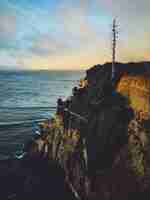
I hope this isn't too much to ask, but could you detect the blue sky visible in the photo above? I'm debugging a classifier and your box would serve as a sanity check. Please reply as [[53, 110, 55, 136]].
[[0, 0, 149, 70]]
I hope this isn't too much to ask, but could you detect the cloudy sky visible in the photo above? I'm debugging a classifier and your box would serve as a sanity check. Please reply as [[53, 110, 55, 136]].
[[0, 0, 149, 70]]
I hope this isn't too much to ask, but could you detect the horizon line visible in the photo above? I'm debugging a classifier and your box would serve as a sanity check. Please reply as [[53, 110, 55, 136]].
[[0, 60, 150, 71]]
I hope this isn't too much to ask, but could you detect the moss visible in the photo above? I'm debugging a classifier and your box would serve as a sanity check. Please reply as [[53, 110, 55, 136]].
[[128, 118, 150, 180], [128, 141, 145, 177]]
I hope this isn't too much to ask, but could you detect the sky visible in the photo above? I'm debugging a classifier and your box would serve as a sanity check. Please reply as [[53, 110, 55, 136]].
[[0, 0, 149, 70]]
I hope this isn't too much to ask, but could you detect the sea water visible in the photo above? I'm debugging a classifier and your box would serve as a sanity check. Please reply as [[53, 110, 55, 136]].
[[0, 70, 84, 159]]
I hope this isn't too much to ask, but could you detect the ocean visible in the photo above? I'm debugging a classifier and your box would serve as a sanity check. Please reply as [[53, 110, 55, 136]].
[[0, 70, 85, 160]]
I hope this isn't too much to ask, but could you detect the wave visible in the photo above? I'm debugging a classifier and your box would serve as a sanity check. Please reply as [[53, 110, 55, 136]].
[[0, 118, 51, 127], [0, 106, 57, 110], [0, 106, 56, 128]]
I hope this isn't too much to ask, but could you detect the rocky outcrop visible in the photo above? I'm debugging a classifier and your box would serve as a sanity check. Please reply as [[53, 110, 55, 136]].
[[117, 74, 150, 119], [0, 156, 77, 200], [61, 62, 150, 199]]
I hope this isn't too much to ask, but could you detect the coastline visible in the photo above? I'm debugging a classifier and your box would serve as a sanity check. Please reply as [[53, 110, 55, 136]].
[[1, 61, 150, 200]]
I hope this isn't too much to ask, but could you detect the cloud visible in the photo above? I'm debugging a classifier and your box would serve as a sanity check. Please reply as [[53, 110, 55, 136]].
[[0, 14, 18, 50], [30, 35, 71, 57], [0, 50, 19, 69], [0, 0, 150, 70], [0, 15, 16, 36], [0, 0, 113, 69]]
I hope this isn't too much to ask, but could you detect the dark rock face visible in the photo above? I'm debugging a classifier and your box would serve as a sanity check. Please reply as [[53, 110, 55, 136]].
[[86, 94, 133, 174], [81, 63, 150, 199], [0, 157, 76, 200], [69, 63, 134, 174], [64, 62, 150, 199]]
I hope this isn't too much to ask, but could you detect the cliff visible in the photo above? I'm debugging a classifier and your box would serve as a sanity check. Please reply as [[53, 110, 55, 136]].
[[1, 61, 150, 200], [117, 74, 150, 119]]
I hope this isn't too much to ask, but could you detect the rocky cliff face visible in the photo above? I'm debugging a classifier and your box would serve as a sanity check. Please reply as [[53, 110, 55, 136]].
[[117, 75, 150, 119], [60, 62, 150, 200]]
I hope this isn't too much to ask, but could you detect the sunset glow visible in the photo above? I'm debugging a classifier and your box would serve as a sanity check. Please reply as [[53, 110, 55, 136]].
[[0, 0, 149, 70]]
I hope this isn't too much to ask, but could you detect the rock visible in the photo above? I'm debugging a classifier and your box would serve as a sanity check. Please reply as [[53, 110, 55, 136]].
[[117, 74, 150, 119], [0, 157, 76, 200]]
